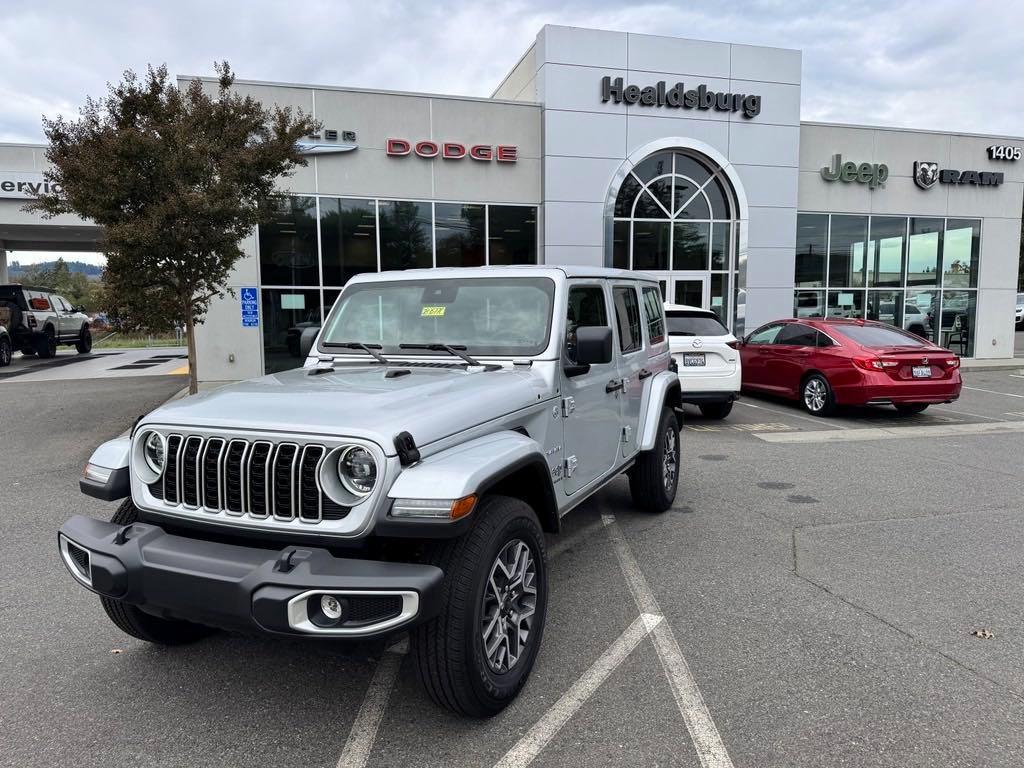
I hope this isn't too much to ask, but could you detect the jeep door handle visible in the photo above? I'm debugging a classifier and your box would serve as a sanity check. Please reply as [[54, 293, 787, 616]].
[[606, 379, 624, 394], [638, 368, 653, 380]]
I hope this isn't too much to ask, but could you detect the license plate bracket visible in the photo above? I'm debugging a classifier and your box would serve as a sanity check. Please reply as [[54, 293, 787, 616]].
[[682, 353, 706, 367]]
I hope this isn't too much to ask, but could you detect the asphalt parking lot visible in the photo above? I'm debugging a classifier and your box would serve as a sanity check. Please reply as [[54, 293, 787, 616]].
[[0, 346, 188, 383], [4, 367, 1024, 767]]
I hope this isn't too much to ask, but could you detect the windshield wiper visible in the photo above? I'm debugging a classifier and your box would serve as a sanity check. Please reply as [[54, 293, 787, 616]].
[[322, 341, 390, 364], [399, 343, 480, 367]]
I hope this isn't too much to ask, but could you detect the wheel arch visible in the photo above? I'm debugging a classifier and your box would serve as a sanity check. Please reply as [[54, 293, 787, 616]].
[[639, 371, 681, 451]]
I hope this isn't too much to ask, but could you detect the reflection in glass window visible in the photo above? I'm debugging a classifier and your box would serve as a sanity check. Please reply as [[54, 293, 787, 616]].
[[435, 203, 485, 268], [795, 214, 827, 288], [943, 220, 980, 289], [641, 286, 665, 344], [711, 223, 731, 270], [828, 215, 868, 288], [379, 201, 432, 271], [867, 216, 906, 288], [612, 221, 629, 269], [907, 218, 942, 286], [905, 289, 940, 345], [261, 288, 321, 373], [488, 206, 537, 265], [941, 290, 976, 356], [794, 290, 825, 318], [866, 290, 904, 330], [672, 222, 709, 270], [613, 286, 643, 353], [632, 222, 671, 270], [827, 289, 864, 319], [710, 273, 728, 325], [259, 196, 319, 286], [320, 198, 377, 286]]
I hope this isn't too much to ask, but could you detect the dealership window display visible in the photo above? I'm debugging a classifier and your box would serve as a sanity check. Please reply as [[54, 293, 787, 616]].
[[793, 213, 980, 356]]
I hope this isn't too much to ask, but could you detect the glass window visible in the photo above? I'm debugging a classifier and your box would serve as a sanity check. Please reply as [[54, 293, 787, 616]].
[[673, 279, 703, 307], [632, 221, 671, 270], [906, 289, 940, 345], [614, 175, 642, 218], [834, 324, 928, 348], [613, 286, 643, 354], [941, 290, 976, 356], [645, 176, 674, 214], [827, 289, 864, 319], [867, 216, 906, 288], [612, 221, 629, 269], [795, 214, 828, 288], [794, 290, 825, 319], [746, 323, 782, 345], [641, 286, 665, 344], [632, 152, 672, 184], [320, 277, 554, 357], [710, 273, 728, 325], [711, 223, 730, 270], [673, 222, 709, 270], [259, 196, 319, 286], [675, 186, 710, 219], [866, 290, 904, 330], [907, 218, 943, 287], [704, 175, 731, 219], [379, 201, 432, 271], [319, 198, 377, 286], [261, 288, 321, 373], [828, 215, 868, 288], [435, 203, 485, 268], [488, 206, 537, 265], [565, 284, 608, 365], [666, 310, 728, 337], [776, 323, 819, 346], [943, 220, 980, 289]]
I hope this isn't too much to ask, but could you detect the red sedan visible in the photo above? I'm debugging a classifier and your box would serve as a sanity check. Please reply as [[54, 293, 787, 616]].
[[738, 318, 962, 416]]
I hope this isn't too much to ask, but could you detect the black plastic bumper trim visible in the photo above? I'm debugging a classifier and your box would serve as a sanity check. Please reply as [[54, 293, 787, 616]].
[[79, 466, 130, 501], [57, 515, 444, 637], [680, 391, 740, 405]]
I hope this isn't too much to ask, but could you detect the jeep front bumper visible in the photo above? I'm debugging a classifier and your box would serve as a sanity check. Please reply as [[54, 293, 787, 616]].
[[58, 515, 444, 637]]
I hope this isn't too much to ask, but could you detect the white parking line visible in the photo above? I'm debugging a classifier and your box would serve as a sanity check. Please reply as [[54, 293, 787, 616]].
[[754, 420, 1024, 444], [492, 613, 663, 768], [336, 638, 408, 768], [963, 385, 1024, 399], [602, 514, 734, 768]]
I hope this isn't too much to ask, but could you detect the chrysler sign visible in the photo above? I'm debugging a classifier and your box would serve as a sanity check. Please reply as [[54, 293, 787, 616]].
[[0, 172, 61, 199]]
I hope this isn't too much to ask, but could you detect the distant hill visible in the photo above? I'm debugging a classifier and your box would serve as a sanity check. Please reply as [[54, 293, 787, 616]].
[[8, 260, 103, 281]]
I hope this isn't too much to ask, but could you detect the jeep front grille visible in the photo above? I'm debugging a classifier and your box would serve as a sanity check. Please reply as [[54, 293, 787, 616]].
[[148, 435, 349, 523]]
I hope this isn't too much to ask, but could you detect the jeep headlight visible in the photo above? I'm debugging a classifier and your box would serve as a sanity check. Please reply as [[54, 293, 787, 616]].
[[143, 431, 166, 475], [338, 446, 377, 496]]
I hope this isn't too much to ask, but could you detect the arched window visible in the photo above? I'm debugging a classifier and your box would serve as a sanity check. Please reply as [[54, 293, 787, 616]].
[[609, 150, 739, 323]]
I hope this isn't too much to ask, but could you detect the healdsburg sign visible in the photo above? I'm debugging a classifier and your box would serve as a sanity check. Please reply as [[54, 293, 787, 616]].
[[600, 76, 762, 118]]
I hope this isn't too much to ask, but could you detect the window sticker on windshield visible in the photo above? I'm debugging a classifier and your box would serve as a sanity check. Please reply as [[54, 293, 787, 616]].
[[421, 306, 446, 317]]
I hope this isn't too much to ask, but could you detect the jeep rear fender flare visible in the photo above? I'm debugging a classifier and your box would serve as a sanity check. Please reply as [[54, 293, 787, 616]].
[[638, 371, 682, 451], [387, 430, 559, 532]]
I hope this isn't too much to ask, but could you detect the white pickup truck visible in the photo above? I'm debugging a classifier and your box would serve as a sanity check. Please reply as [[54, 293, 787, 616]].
[[0, 284, 91, 358]]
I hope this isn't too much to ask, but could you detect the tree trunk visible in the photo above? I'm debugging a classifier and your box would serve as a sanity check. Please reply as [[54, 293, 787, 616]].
[[185, 311, 198, 395]]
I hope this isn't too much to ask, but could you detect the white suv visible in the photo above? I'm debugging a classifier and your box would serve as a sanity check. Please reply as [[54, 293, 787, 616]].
[[665, 303, 741, 419]]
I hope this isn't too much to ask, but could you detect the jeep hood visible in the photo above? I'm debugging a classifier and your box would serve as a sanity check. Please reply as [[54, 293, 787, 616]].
[[142, 364, 549, 453]]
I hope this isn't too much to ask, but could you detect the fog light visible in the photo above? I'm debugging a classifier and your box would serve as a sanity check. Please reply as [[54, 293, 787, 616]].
[[321, 595, 344, 620]]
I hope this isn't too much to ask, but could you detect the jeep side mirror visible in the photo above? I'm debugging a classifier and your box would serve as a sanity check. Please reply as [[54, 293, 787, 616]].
[[299, 327, 319, 359], [574, 326, 613, 366]]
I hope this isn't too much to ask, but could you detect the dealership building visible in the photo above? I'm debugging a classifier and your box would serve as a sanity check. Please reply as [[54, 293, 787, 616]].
[[1, 24, 1021, 384]]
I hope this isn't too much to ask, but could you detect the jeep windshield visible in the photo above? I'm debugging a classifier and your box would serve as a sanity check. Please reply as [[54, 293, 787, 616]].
[[319, 277, 556, 358]]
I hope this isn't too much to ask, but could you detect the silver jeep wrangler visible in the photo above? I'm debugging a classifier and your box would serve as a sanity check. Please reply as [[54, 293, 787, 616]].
[[59, 266, 682, 717]]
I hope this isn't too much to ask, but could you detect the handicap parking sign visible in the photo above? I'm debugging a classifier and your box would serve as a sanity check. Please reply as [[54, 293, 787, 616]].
[[240, 287, 259, 327]]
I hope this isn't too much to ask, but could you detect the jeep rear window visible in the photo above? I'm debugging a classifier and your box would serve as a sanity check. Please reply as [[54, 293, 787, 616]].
[[665, 311, 728, 337], [320, 277, 556, 357]]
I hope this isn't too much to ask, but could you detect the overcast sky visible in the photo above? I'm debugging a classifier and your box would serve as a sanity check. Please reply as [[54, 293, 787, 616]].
[[4, 0, 1023, 264]]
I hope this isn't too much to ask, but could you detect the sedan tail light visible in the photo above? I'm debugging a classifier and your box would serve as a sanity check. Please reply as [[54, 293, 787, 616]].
[[944, 358, 960, 368], [852, 357, 898, 371]]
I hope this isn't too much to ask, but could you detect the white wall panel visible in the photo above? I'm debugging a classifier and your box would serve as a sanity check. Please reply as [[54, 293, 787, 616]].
[[730, 44, 801, 85], [626, 33, 730, 78]]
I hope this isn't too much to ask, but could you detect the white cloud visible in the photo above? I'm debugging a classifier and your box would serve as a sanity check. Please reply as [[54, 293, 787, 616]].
[[1, 0, 1022, 142]]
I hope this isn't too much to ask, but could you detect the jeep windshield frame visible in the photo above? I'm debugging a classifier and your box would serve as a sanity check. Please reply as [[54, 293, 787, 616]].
[[318, 277, 557, 359]]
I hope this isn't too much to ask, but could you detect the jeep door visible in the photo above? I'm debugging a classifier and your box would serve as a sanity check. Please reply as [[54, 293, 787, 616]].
[[609, 283, 648, 458], [560, 282, 623, 495]]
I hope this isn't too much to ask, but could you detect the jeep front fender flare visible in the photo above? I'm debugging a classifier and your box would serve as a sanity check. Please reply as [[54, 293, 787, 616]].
[[80, 436, 132, 501], [638, 371, 682, 451]]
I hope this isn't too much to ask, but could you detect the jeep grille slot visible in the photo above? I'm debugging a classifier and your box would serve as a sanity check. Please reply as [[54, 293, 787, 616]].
[[147, 434, 352, 526]]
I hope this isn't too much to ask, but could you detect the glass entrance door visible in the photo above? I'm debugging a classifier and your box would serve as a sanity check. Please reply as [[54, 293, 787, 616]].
[[670, 274, 710, 308]]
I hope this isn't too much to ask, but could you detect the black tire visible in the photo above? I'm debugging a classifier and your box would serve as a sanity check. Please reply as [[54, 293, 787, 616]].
[[21, 348, 36, 357], [35, 327, 57, 359], [895, 403, 929, 415], [75, 326, 92, 354], [99, 500, 214, 646], [0, 334, 10, 367], [411, 495, 547, 717], [801, 373, 836, 416], [698, 401, 733, 420], [628, 407, 680, 512]]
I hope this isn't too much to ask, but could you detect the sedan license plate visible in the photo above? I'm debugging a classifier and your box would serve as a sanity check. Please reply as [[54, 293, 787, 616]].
[[682, 353, 706, 367], [912, 365, 932, 378]]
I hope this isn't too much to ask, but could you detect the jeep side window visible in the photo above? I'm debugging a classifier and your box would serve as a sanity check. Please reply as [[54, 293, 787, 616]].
[[612, 286, 642, 354], [565, 285, 608, 365], [640, 286, 665, 345]]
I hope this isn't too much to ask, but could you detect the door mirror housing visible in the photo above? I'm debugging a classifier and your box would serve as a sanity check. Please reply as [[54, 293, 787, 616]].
[[299, 327, 320, 359], [575, 326, 613, 366]]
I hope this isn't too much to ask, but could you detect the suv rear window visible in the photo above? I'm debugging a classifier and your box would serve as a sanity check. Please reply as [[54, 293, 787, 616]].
[[666, 310, 728, 337], [836, 324, 927, 347]]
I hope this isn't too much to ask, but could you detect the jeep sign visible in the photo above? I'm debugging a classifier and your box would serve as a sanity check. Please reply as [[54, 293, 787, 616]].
[[820, 154, 889, 189]]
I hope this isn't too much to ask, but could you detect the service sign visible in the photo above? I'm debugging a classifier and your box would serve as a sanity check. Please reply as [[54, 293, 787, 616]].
[[0, 172, 62, 199]]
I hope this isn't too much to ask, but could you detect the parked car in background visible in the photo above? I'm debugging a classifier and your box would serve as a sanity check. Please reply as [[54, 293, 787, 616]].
[[1016, 293, 1024, 328], [0, 323, 11, 367], [664, 303, 740, 419], [0, 284, 91, 358], [739, 318, 961, 416]]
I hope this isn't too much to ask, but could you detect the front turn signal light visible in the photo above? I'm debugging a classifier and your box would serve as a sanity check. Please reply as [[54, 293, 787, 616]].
[[390, 494, 477, 520]]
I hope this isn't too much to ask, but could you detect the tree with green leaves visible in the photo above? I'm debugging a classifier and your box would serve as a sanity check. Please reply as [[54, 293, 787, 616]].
[[27, 62, 319, 393]]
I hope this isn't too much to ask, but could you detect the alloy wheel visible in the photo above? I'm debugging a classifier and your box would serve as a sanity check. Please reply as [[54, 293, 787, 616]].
[[662, 425, 678, 493], [804, 378, 827, 412], [481, 539, 537, 674]]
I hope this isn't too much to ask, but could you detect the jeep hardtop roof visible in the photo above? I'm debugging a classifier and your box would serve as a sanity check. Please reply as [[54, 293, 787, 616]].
[[346, 265, 659, 284]]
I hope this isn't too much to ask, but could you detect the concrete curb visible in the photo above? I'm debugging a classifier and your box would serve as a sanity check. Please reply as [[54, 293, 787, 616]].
[[960, 361, 1024, 373]]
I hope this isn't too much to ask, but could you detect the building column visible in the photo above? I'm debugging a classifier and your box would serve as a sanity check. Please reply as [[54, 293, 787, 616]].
[[0, 242, 8, 284]]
